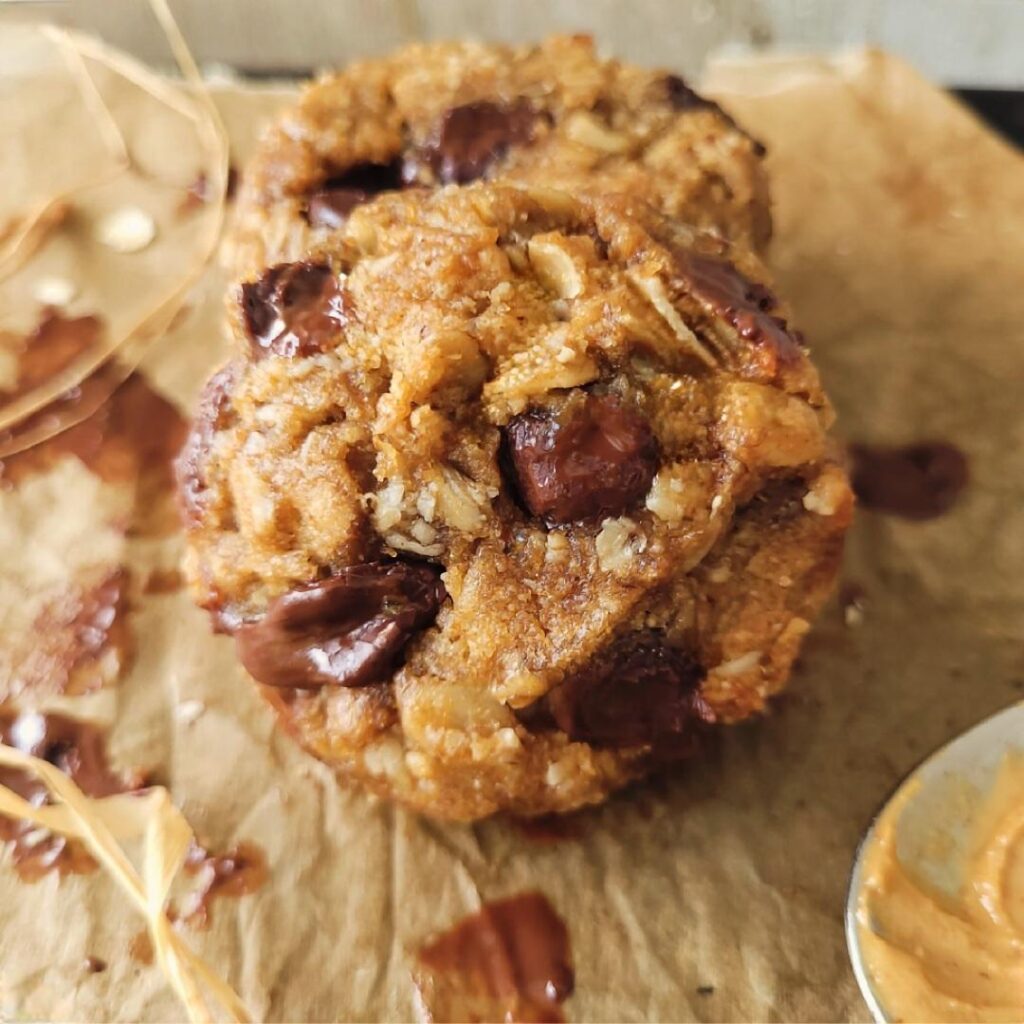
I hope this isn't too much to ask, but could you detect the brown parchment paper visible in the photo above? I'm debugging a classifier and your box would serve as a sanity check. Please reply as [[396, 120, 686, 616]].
[[1, 29, 1023, 1022]]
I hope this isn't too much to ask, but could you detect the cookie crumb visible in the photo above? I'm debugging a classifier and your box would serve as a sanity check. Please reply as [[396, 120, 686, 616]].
[[96, 206, 157, 253], [175, 699, 206, 726], [33, 276, 76, 307]]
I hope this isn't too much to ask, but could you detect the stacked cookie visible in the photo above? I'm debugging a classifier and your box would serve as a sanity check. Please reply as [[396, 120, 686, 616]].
[[178, 36, 852, 820]]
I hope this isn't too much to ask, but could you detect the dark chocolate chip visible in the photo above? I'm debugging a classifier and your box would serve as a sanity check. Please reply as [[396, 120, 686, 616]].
[[175, 362, 238, 529], [234, 561, 446, 689], [662, 74, 767, 156], [239, 261, 348, 359], [849, 441, 969, 520], [504, 394, 658, 525], [403, 99, 538, 186], [306, 160, 404, 228], [307, 189, 369, 229], [520, 634, 713, 752], [670, 246, 802, 374], [663, 74, 716, 112]]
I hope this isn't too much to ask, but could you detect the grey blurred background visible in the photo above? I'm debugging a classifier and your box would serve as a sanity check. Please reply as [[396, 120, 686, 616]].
[[3, 0, 1024, 86]]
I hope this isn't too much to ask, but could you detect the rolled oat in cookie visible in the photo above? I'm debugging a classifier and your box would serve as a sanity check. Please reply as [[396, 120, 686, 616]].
[[179, 184, 851, 820], [228, 35, 770, 275]]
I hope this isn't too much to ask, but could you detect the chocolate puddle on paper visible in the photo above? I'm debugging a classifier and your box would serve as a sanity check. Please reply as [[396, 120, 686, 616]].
[[182, 839, 269, 929], [0, 709, 269, 927], [129, 929, 155, 966], [0, 313, 190, 702], [0, 371, 188, 519], [0, 308, 188, 502], [13, 567, 132, 700], [849, 440, 969, 519], [179, 164, 239, 216], [413, 892, 574, 1023], [0, 310, 104, 404], [0, 710, 144, 881]]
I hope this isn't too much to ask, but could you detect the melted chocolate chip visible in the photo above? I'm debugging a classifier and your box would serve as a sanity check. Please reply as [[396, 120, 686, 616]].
[[239, 262, 348, 359], [521, 635, 713, 753], [307, 160, 404, 228], [849, 441, 969, 520], [307, 189, 369, 229], [175, 363, 237, 529], [234, 561, 446, 689], [404, 100, 538, 186], [662, 75, 767, 156], [671, 247, 802, 374], [504, 394, 658, 525], [414, 892, 574, 1023]]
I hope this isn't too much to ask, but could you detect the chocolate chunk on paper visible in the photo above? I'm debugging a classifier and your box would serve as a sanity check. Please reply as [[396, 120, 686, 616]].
[[2, 35, 1024, 1024]]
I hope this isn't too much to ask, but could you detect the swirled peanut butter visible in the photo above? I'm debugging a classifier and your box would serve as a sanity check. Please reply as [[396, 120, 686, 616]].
[[857, 754, 1024, 1022]]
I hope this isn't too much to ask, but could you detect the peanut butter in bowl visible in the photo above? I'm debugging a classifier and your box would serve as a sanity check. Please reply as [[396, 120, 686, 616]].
[[851, 708, 1024, 1023]]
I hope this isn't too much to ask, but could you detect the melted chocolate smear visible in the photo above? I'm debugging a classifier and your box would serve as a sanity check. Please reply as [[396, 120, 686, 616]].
[[0, 371, 188, 512], [14, 568, 131, 702], [179, 166, 239, 215], [182, 839, 268, 929], [129, 929, 154, 966], [0, 358, 120, 467], [0, 370, 185, 703], [0, 711, 143, 881], [504, 393, 659, 525], [662, 74, 767, 157], [239, 261, 348, 359], [404, 99, 538, 186], [235, 561, 446, 689], [0, 311, 104, 405], [849, 441, 968, 520], [414, 892, 574, 1024], [521, 634, 714, 754], [307, 159, 404, 228]]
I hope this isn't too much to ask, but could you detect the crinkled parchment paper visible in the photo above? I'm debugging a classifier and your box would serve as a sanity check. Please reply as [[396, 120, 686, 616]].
[[1, 24, 1023, 1021]]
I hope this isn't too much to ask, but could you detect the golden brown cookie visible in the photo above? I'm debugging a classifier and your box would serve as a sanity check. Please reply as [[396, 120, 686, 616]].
[[178, 184, 850, 820], [229, 35, 770, 276]]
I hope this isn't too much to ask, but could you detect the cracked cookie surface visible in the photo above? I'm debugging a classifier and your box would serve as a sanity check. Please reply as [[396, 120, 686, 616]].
[[180, 184, 850, 820], [229, 35, 770, 277]]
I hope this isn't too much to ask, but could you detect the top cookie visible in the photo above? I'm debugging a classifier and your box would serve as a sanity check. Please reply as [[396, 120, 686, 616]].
[[229, 35, 770, 274], [179, 183, 850, 819]]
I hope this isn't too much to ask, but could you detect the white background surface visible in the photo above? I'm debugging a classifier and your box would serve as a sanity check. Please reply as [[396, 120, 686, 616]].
[[3, 0, 1024, 86]]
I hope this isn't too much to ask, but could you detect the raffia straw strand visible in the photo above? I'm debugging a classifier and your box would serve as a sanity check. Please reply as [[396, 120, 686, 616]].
[[0, 742, 251, 1023]]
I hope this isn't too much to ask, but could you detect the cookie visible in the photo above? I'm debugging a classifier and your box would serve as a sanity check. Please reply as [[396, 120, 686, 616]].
[[228, 35, 770, 276], [178, 184, 851, 820]]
